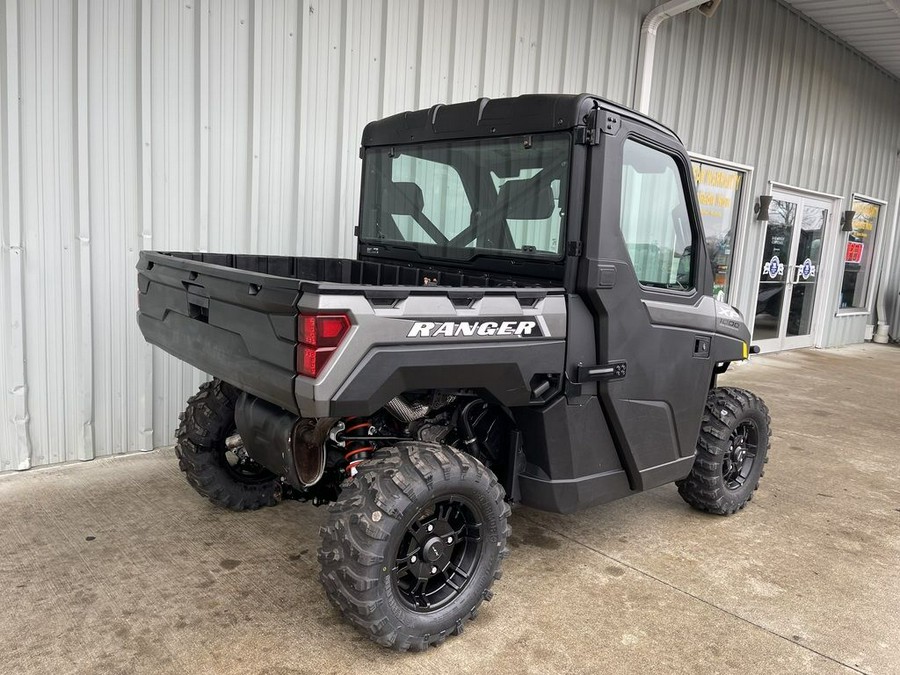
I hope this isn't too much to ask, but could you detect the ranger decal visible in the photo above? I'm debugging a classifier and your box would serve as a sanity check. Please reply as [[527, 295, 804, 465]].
[[407, 320, 543, 338]]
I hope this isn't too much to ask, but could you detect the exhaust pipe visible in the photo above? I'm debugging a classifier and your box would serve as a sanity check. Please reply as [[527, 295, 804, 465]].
[[234, 393, 327, 488], [384, 395, 430, 423]]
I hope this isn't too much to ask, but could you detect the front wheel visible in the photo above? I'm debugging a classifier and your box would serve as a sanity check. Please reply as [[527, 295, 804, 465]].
[[318, 442, 510, 651], [678, 387, 771, 515]]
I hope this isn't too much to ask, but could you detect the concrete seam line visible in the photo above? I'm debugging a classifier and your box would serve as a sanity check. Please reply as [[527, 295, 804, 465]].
[[0, 447, 165, 481], [519, 514, 869, 675]]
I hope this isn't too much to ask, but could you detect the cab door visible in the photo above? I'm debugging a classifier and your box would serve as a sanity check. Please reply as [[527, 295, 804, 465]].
[[579, 114, 719, 491]]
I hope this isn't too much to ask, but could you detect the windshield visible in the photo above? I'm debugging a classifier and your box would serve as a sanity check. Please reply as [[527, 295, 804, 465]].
[[359, 133, 571, 262]]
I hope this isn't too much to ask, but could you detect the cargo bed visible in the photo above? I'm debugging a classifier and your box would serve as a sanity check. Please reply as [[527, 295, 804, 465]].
[[137, 251, 561, 414]]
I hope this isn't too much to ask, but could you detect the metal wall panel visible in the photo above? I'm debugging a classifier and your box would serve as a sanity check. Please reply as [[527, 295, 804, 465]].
[[889, 214, 900, 337], [1, 0, 899, 470], [86, 0, 145, 458], [650, 0, 900, 348], [17, 0, 83, 467], [0, 0, 657, 467], [144, 0, 653, 449], [0, 0, 30, 471]]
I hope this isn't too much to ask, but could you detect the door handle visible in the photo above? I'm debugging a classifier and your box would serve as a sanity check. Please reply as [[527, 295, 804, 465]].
[[576, 361, 627, 383]]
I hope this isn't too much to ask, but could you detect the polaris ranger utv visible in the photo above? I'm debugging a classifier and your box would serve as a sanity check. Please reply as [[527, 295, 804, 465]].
[[137, 94, 770, 651]]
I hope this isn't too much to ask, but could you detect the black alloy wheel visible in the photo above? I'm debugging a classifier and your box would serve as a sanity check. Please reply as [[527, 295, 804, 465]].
[[393, 496, 483, 612], [722, 420, 759, 490], [678, 387, 771, 515], [319, 442, 510, 651]]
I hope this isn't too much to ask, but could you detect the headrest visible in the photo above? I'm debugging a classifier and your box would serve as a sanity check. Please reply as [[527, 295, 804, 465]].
[[382, 181, 424, 215], [498, 180, 554, 220]]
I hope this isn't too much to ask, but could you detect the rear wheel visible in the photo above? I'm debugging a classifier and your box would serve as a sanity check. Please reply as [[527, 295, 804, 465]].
[[175, 379, 280, 511], [318, 441, 510, 651], [678, 387, 771, 515]]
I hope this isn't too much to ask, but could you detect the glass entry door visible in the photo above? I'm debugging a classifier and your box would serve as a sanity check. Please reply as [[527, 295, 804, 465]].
[[753, 191, 831, 351]]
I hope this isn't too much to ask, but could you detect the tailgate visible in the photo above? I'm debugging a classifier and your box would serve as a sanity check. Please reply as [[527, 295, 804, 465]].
[[137, 251, 301, 413]]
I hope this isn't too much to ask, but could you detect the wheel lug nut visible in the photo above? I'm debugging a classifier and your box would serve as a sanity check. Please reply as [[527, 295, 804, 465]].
[[410, 555, 417, 563], [431, 566, 438, 574]]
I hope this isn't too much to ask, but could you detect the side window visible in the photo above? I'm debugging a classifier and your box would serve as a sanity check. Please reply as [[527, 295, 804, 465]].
[[839, 197, 882, 310], [620, 140, 695, 290]]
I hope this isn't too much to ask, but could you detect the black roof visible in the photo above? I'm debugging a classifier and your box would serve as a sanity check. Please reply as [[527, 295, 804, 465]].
[[361, 93, 680, 147]]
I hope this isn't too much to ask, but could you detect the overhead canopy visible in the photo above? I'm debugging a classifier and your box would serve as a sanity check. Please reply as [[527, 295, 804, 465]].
[[784, 0, 900, 81]]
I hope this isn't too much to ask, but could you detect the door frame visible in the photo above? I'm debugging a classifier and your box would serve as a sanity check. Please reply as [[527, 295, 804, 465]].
[[749, 182, 844, 352]]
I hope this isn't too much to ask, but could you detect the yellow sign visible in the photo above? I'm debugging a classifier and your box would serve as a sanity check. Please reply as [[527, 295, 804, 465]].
[[851, 199, 879, 240], [693, 165, 742, 219]]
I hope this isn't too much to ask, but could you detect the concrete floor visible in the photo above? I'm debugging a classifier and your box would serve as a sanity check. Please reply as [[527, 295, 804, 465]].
[[1, 343, 899, 674]]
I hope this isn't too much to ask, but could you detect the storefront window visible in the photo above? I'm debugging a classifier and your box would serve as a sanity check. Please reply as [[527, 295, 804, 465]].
[[838, 197, 881, 310], [691, 160, 745, 302]]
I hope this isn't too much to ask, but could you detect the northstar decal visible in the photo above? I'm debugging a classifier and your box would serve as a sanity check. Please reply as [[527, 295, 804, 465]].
[[407, 320, 542, 338]]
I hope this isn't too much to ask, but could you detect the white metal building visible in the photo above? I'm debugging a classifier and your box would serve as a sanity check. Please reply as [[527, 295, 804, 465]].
[[2, 0, 900, 472]]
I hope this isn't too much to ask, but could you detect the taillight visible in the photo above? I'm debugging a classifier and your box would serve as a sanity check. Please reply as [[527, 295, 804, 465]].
[[297, 313, 351, 378]]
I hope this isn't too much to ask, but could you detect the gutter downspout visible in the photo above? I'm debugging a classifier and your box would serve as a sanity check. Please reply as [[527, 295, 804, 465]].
[[633, 0, 712, 114], [873, 152, 900, 343]]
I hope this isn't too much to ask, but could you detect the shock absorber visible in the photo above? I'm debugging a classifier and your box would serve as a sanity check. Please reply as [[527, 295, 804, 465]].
[[341, 417, 375, 475]]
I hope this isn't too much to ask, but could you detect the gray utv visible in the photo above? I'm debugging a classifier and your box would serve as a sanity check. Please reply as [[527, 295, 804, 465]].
[[137, 94, 771, 651]]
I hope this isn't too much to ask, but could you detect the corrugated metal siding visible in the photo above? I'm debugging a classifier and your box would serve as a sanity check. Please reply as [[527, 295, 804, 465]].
[[87, 0, 144, 460], [0, 0, 29, 471], [650, 0, 900, 347], [0, 0, 658, 469], [18, 0, 82, 467], [2, 0, 900, 470], [886, 222, 900, 337]]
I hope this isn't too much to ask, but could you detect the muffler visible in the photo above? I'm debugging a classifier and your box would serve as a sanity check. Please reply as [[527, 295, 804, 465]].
[[234, 392, 327, 488]]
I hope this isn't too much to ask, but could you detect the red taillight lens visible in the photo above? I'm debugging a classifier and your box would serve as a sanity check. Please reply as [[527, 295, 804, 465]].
[[316, 315, 351, 345], [297, 313, 351, 378], [298, 345, 337, 379]]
